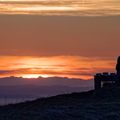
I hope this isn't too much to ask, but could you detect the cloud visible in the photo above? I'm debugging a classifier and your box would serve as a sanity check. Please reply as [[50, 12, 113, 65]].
[[0, 55, 116, 79], [0, 69, 29, 75], [0, 0, 120, 16]]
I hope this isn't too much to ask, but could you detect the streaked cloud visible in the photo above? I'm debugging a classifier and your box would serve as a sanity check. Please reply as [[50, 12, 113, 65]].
[[0, 0, 120, 16], [0, 56, 115, 79]]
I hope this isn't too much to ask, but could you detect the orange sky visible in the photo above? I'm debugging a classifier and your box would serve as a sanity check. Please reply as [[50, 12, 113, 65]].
[[0, 56, 116, 79], [0, 2, 120, 79], [0, 15, 120, 57], [0, 15, 119, 79]]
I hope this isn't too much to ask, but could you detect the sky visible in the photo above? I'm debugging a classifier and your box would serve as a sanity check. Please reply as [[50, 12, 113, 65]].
[[0, 0, 120, 79]]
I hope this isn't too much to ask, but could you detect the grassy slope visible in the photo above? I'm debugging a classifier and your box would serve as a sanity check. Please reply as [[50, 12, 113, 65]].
[[0, 88, 120, 120]]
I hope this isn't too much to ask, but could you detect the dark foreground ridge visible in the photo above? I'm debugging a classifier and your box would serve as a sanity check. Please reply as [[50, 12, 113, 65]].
[[1, 87, 120, 120]]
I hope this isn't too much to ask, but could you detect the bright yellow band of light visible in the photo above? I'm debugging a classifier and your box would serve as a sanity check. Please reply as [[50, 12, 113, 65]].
[[0, 0, 120, 16]]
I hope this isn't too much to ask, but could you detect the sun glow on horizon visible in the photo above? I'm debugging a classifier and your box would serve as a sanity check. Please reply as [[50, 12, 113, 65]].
[[22, 74, 50, 78], [0, 56, 116, 80]]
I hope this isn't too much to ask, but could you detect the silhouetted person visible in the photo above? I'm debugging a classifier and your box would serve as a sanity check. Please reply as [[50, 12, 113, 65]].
[[116, 56, 120, 85]]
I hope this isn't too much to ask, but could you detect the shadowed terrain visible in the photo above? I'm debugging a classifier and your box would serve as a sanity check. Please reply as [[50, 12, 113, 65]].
[[0, 87, 120, 120]]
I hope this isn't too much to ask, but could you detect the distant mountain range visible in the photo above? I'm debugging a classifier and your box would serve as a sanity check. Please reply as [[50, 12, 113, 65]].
[[0, 76, 93, 87]]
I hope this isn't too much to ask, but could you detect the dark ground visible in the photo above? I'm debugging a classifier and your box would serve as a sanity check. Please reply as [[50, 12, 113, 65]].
[[0, 87, 120, 120]]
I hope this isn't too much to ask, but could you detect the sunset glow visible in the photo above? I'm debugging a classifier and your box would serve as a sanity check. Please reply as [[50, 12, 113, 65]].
[[22, 74, 40, 78], [0, 56, 115, 80], [0, 0, 120, 16], [0, 4, 119, 80], [22, 74, 49, 78]]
